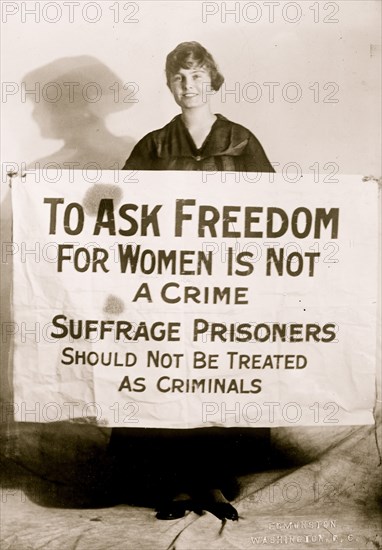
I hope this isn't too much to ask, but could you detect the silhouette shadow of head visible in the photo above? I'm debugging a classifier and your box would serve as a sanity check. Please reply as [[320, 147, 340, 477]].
[[23, 55, 136, 169], [0, 57, 138, 510]]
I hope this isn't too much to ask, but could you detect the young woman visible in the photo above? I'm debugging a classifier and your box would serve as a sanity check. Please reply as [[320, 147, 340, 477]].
[[114, 42, 272, 522], [123, 41, 274, 173]]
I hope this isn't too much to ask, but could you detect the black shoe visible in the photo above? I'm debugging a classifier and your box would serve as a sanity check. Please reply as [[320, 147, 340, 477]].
[[192, 488, 239, 521], [204, 501, 239, 521], [155, 500, 189, 520]]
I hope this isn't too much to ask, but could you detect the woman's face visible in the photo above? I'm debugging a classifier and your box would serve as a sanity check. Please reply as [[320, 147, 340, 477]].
[[169, 66, 213, 110]]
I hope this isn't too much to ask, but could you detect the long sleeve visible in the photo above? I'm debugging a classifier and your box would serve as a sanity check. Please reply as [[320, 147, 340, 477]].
[[241, 133, 275, 173], [123, 135, 155, 170]]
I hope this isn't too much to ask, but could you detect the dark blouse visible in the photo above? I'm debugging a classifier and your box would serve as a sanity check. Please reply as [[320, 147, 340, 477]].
[[123, 114, 274, 172]]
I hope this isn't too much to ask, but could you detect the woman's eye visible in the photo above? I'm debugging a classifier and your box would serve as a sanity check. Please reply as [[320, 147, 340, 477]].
[[193, 74, 202, 79], [172, 75, 181, 82]]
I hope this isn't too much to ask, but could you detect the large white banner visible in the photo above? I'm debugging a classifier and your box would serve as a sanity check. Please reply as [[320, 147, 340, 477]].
[[11, 171, 378, 427]]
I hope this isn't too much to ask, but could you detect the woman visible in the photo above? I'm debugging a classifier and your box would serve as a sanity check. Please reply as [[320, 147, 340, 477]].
[[123, 41, 274, 172], [114, 42, 272, 522]]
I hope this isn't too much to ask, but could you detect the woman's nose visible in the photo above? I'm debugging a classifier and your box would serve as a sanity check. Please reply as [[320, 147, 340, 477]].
[[182, 76, 193, 89]]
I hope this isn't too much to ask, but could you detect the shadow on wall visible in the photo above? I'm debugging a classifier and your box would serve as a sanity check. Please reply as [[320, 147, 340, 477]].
[[24, 55, 136, 169], [0, 56, 138, 507], [1, 56, 136, 409], [1, 55, 136, 403]]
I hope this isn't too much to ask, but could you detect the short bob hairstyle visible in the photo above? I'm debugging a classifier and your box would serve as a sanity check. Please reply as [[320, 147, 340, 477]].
[[165, 41, 224, 91]]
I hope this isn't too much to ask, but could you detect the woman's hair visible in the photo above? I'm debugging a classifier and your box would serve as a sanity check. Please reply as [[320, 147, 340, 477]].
[[165, 41, 224, 91]]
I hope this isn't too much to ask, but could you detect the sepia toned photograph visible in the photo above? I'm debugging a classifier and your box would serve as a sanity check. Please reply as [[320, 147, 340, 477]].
[[1, 1, 381, 549]]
